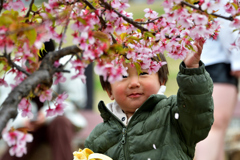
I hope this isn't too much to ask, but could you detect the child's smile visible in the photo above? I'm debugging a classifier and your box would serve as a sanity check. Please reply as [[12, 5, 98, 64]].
[[128, 92, 143, 98]]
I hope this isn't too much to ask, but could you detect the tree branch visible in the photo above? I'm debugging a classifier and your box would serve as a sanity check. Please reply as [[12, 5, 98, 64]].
[[99, 0, 149, 32], [25, 0, 35, 18], [4, 53, 31, 76], [82, 0, 107, 29], [58, 15, 71, 50], [82, 0, 117, 43], [0, 0, 3, 13], [0, 45, 81, 137], [181, 1, 234, 21]]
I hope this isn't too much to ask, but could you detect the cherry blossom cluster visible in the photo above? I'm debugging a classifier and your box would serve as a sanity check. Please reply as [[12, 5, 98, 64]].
[[45, 92, 69, 117], [2, 125, 33, 157]]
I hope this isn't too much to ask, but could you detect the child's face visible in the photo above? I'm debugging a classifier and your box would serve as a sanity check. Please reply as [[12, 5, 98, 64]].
[[106, 63, 161, 116]]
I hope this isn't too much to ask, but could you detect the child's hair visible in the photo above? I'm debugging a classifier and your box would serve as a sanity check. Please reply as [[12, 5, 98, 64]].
[[100, 53, 169, 92]]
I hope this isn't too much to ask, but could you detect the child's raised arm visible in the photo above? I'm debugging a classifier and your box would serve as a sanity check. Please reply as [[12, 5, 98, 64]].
[[183, 39, 205, 68]]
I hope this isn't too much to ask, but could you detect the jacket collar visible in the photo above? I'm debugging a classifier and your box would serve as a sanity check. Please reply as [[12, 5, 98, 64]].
[[98, 94, 167, 122]]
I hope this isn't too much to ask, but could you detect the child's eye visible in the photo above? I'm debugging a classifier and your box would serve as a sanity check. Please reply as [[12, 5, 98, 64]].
[[140, 72, 149, 76], [122, 75, 128, 78]]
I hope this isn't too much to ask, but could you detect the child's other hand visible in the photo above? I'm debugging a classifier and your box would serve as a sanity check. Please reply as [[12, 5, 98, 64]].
[[25, 112, 45, 131], [184, 38, 205, 68]]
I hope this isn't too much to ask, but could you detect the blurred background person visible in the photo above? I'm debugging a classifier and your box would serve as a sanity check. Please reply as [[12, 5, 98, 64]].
[[195, 1, 240, 160], [0, 40, 87, 160]]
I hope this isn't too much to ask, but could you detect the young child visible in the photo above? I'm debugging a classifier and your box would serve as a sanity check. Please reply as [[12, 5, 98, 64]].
[[85, 40, 214, 160]]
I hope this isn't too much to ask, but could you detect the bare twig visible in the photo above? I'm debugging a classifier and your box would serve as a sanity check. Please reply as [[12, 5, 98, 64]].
[[82, 0, 107, 29], [25, 0, 35, 18], [99, 0, 149, 33], [82, 0, 118, 43], [62, 54, 74, 68], [137, 17, 163, 25], [3, 47, 31, 76], [6, 57, 31, 76], [181, 1, 234, 21], [54, 68, 71, 73], [0, 0, 3, 13], [58, 6, 72, 50]]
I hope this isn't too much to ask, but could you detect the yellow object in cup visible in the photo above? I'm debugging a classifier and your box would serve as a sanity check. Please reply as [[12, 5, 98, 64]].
[[73, 148, 112, 160]]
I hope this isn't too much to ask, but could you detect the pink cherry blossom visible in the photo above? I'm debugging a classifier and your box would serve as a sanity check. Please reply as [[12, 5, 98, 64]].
[[108, 64, 128, 83], [21, 107, 34, 119], [104, 22, 114, 33], [178, 16, 194, 28], [19, 133, 33, 146], [21, 6, 27, 13], [2, 130, 20, 146], [79, 36, 88, 50], [111, 0, 121, 9], [115, 24, 126, 35], [0, 78, 8, 87], [2, 129, 33, 157], [54, 103, 65, 116], [18, 98, 30, 110], [126, 50, 138, 62], [192, 13, 208, 25], [53, 33, 66, 44], [56, 92, 69, 104], [39, 89, 53, 102], [148, 61, 161, 75], [120, 10, 133, 19], [0, 38, 15, 53], [180, 30, 190, 38], [87, 31, 96, 44], [115, 17, 126, 26], [119, 2, 130, 11], [144, 8, 158, 19], [105, 10, 118, 21], [161, 0, 173, 13], [53, 60, 61, 68], [54, 72, 66, 85], [87, 13, 100, 27], [9, 144, 26, 157], [201, 0, 218, 14], [224, 2, 237, 16], [147, 0, 155, 4], [14, 70, 26, 85], [46, 107, 55, 117], [94, 61, 128, 83], [138, 56, 151, 70], [230, 18, 240, 28], [71, 21, 85, 31], [145, 22, 155, 31], [8, 0, 25, 11]]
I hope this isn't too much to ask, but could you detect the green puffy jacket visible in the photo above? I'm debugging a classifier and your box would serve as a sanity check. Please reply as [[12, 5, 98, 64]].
[[85, 61, 214, 160]]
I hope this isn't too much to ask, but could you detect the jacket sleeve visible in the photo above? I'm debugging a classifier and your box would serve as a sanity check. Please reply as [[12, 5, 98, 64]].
[[173, 61, 214, 146]]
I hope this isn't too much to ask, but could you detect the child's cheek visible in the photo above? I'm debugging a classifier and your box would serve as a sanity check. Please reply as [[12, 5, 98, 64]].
[[113, 84, 127, 101], [144, 82, 160, 95]]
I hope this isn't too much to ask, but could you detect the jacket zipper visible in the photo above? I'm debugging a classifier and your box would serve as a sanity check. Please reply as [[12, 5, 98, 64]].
[[121, 128, 127, 144], [121, 127, 129, 160]]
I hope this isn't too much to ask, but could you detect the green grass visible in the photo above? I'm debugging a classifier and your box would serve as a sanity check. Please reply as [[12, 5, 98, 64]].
[[126, 1, 165, 19]]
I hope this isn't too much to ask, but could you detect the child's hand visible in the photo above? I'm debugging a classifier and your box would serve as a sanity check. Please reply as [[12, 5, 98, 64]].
[[184, 38, 205, 68]]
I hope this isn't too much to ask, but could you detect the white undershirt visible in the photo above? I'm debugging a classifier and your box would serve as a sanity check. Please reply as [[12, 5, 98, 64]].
[[106, 85, 166, 126]]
